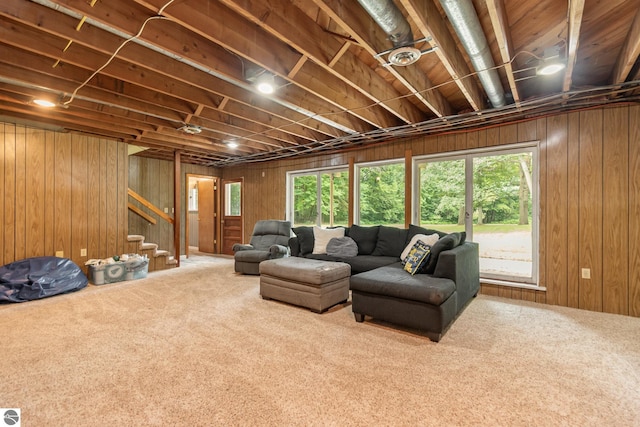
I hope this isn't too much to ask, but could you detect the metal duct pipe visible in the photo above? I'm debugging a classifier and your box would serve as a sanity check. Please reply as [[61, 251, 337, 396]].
[[439, 0, 506, 108], [357, 0, 413, 48]]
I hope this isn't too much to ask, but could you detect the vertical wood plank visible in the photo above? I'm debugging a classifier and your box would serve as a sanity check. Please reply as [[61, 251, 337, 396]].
[[546, 114, 568, 306], [578, 110, 603, 312], [628, 105, 640, 316], [87, 137, 101, 259], [44, 131, 55, 256], [486, 127, 500, 146], [14, 126, 26, 261], [105, 141, 118, 256], [99, 139, 108, 257], [71, 134, 88, 266], [25, 128, 45, 257], [4, 124, 15, 263], [54, 133, 72, 258], [518, 120, 538, 142], [118, 142, 129, 255], [566, 112, 581, 308], [500, 123, 518, 145], [537, 118, 547, 289], [602, 107, 629, 315]]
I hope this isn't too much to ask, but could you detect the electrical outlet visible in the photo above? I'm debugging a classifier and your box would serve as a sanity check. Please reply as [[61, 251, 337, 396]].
[[55, 251, 63, 257], [581, 268, 591, 279], [81, 248, 87, 257]]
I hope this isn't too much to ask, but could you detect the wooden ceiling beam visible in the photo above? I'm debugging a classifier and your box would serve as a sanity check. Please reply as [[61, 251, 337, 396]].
[[4, 0, 350, 140], [611, 7, 640, 84], [220, 0, 426, 125], [400, 0, 486, 111], [313, 0, 453, 118], [563, 0, 586, 92], [485, 0, 521, 105], [128, 0, 376, 133]]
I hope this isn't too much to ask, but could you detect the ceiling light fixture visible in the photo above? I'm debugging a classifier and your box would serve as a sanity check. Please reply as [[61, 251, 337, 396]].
[[33, 99, 57, 108], [226, 141, 238, 149], [256, 73, 276, 94], [536, 60, 566, 76], [535, 46, 566, 76], [388, 46, 422, 66], [178, 124, 202, 135]]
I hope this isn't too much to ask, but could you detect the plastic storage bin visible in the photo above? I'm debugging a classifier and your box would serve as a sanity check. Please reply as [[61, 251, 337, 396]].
[[88, 257, 149, 285]]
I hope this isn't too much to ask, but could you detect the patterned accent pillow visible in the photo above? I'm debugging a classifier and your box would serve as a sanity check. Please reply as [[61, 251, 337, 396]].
[[403, 240, 432, 275]]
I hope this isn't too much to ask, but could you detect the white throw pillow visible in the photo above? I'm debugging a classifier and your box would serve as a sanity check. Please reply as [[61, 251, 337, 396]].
[[312, 226, 345, 254], [401, 233, 439, 262]]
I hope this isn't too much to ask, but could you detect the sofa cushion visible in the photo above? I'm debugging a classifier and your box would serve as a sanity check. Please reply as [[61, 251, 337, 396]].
[[326, 237, 358, 257], [422, 232, 466, 274], [292, 226, 314, 256], [313, 226, 345, 254], [234, 249, 272, 263], [400, 233, 440, 262], [345, 255, 399, 274], [350, 263, 456, 306], [372, 226, 408, 258], [347, 225, 379, 255]]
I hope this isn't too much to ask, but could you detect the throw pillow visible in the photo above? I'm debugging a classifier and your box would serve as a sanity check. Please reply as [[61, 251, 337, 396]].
[[372, 226, 409, 257], [348, 224, 380, 255], [312, 226, 345, 254], [405, 224, 446, 246], [292, 226, 314, 256], [326, 237, 358, 257], [422, 232, 466, 274], [403, 241, 432, 275], [401, 233, 439, 262]]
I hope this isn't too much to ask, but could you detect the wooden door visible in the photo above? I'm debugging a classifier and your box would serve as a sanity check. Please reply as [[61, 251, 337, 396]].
[[197, 179, 216, 253], [221, 179, 243, 255]]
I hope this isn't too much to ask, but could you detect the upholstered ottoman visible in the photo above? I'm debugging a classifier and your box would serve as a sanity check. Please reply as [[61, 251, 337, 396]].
[[259, 258, 351, 313]]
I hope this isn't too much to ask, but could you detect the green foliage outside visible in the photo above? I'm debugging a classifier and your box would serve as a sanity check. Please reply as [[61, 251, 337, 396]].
[[228, 182, 241, 216], [293, 171, 349, 226], [358, 163, 405, 226], [420, 153, 532, 226]]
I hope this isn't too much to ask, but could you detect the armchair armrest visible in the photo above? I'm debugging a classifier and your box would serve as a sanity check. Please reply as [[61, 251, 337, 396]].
[[269, 244, 289, 258], [232, 243, 254, 253], [434, 242, 480, 305]]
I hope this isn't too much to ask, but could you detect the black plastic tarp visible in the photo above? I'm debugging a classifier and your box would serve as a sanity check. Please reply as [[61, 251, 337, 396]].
[[0, 256, 88, 303]]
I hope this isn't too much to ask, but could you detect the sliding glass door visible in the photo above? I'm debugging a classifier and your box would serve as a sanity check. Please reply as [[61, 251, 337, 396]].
[[415, 145, 537, 284]]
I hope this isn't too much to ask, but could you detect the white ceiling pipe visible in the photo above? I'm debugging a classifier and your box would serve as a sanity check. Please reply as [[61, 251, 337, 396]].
[[439, 0, 506, 108]]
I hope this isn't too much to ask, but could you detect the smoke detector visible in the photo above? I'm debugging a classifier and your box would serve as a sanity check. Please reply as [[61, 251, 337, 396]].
[[388, 46, 422, 66], [178, 124, 202, 135]]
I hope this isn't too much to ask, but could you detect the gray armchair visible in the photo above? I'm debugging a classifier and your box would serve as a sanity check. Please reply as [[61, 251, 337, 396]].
[[233, 220, 292, 275]]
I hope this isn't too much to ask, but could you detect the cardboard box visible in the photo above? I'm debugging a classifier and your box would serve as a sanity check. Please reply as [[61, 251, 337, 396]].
[[88, 257, 149, 285]]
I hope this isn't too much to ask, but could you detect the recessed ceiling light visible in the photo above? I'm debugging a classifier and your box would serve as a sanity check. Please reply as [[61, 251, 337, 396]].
[[537, 62, 566, 76], [256, 73, 276, 94], [33, 99, 57, 107]]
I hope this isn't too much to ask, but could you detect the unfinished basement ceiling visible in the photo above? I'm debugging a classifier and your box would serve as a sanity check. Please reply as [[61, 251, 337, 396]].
[[0, 0, 639, 167]]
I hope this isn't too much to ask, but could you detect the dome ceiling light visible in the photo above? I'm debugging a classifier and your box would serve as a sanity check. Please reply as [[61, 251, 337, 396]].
[[178, 124, 202, 135]]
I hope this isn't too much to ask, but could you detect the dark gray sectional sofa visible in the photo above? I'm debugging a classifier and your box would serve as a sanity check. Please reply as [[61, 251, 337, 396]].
[[289, 224, 480, 342]]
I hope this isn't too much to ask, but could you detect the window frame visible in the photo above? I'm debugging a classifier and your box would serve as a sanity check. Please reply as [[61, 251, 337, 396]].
[[286, 166, 349, 227]]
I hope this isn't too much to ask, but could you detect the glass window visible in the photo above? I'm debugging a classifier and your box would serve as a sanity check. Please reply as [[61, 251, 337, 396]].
[[288, 168, 348, 227], [225, 182, 241, 216], [356, 161, 405, 227], [415, 145, 537, 284]]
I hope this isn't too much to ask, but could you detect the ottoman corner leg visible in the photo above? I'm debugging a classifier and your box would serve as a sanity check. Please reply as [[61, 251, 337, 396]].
[[354, 312, 365, 322]]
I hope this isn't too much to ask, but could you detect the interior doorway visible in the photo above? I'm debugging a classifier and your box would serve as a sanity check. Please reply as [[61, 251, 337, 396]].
[[185, 174, 219, 257]]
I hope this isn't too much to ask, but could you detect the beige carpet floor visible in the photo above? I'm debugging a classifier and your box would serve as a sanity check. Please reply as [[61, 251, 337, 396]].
[[1, 256, 639, 426]]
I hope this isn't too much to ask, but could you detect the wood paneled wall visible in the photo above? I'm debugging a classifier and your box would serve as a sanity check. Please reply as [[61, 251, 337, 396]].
[[0, 123, 128, 271], [222, 105, 640, 318], [128, 156, 219, 255]]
